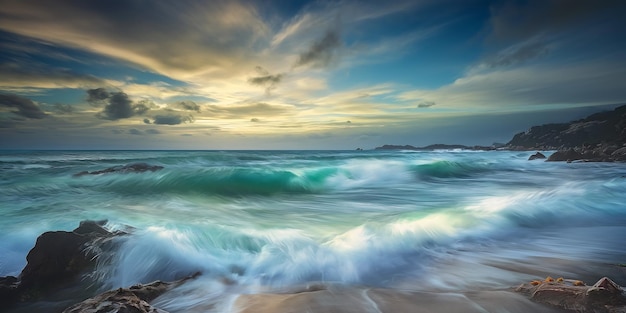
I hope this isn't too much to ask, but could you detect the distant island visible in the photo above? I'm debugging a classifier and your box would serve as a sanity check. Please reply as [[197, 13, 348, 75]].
[[374, 143, 501, 151], [375, 104, 626, 162]]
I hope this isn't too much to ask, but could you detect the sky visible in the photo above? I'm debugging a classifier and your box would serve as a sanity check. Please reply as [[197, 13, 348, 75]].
[[0, 0, 625, 150]]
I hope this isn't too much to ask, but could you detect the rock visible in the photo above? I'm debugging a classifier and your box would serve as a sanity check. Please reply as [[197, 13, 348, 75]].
[[0, 221, 122, 307], [507, 104, 626, 150], [19, 231, 91, 292], [0, 276, 20, 310], [20, 221, 117, 292], [516, 276, 626, 312], [62, 273, 200, 313], [612, 147, 626, 161], [62, 287, 169, 313], [528, 152, 546, 160], [74, 163, 164, 177], [547, 149, 584, 162]]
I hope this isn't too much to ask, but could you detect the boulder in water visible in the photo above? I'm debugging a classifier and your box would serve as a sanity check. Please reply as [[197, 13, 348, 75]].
[[528, 152, 546, 160], [0, 220, 122, 307]]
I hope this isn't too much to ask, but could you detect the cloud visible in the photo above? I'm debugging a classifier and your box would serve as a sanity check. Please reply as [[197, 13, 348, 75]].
[[0, 62, 106, 91], [143, 118, 151, 124], [53, 103, 74, 114], [0, 93, 47, 119], [398, 60, 626, 110], [174, 100, 201, 112], [417, 101, 436, 108], [0, 1, 270, 80], [295, 30, 342, 68], [206, 102, 292, 117], [97, 91, 150, 120], [152, 114, 193, 125], [250, 118, 260, 122], [248, 66, 284, 93], [87, 88, 110, 104], [126, 128, 160, 136], [488, 1, 621, 43], [480, 41, 550, 69]]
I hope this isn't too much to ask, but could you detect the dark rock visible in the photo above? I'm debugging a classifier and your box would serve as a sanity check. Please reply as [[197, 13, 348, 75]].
[[62, 287, 168, 313], [528, 152, 546, 160], [1, 221, 122, 307], [612, 147, 626, 161], [62, 273, 200, 313], [0, 276, 20, 310], [73, 220, 111, 236], [74, 163, 164, 177], [516, 276, 626, 312], [547, 149, 584, 162], [507, 104, 626, 150]]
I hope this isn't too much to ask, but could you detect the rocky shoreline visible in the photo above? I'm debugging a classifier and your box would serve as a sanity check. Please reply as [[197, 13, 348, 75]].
[[374, 104, 626, 163], [2, 221, 625, 313]]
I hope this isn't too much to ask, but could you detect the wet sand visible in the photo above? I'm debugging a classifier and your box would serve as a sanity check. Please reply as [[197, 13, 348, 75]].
[[233, 284, 564, 313]]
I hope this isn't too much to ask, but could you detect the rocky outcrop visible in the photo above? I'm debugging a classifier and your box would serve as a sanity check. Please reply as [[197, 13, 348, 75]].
[[546, 145, 626, 162], [374, 144, 497, 151], [62, 274, 199, 313], [0, 221, 123, 308], [516, 276, 626, 312], [528, 152, 546, 160], [508, 104, 626, 152], [74, 163, 164, 177]]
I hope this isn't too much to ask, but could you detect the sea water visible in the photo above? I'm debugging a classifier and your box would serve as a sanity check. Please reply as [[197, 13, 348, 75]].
[[1, 150, 626, 311]]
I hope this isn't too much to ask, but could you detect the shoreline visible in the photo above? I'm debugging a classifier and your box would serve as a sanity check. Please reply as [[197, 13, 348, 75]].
[[3, 222, 626, 312]]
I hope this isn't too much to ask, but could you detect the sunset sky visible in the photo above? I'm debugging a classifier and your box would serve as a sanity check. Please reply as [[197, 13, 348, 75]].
[[1, 0, 625, 149]]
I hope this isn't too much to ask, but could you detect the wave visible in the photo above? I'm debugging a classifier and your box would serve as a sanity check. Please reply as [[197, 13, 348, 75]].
[[411, 160, 491, 179], [76, 158, 501, 196], [86, 167, 333, 196], [90, 179, 626, 291]]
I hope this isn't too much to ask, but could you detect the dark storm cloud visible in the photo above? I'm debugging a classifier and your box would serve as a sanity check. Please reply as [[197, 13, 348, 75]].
[[87, 88, 110, 104], [145, 128, 161, 135], [0, 93, 47, 119], [152, 114, 193, 125], [97, 92, 150, 120], [129, 128, 142, 135], [295, 30, 342, 68], [143, 118, 151, 124], [250, 118, 260, 122], [417, 101, 436, 108]]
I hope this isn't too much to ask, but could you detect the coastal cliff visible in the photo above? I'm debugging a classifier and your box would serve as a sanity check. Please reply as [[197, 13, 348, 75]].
[[507, 105, 626, 150], [507, 104, 626, 162]]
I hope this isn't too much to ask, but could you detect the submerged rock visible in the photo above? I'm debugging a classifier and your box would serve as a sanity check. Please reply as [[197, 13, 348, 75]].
[[516, 276, 626, 312], [74, 163, 164, 177]]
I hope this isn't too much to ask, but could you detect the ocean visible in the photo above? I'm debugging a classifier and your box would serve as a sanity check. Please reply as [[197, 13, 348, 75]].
[[1, 150, 626, 312]]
